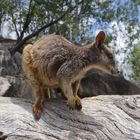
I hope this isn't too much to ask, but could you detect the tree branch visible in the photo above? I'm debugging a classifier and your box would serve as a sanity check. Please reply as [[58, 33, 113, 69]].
[[11, 1, 83, 55], [11, 12, 20, 39], [17, 0, 34, 42]]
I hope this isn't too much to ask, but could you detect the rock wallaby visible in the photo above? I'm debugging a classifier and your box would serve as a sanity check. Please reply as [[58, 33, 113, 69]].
[[22, 31, 118, 120]]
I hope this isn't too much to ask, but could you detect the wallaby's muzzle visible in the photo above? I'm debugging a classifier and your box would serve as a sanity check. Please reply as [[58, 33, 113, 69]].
[[111, 67, 120, 75]]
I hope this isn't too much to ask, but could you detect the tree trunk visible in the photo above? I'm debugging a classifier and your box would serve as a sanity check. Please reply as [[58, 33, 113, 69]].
[[0, 95, 140, 140]]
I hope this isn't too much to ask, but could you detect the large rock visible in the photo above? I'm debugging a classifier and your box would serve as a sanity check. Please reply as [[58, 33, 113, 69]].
[[0, 42, 20, 76], [1, 70, 140, 99], [0, 95, 140, 140], [78, 69, 140, 98], [0, 41, 32, 98], [0, 77, 10, 96], [3, 75, 33, 99]]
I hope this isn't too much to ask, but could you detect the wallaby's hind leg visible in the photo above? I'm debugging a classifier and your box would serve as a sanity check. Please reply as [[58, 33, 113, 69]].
[[72, 80, 80, 96], [32, 86, 44, 120], [72, 81, 82, 110], [61, 81, 82, 110], [43, 88, 51, 99]]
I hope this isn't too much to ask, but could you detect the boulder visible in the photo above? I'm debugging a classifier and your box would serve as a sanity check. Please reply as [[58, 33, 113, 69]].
[[78, 69, 140, 98], [0, 77, 10, 96], [0, 41, 33, 99], [0, 95, 140, 140], [0, 42, 19, 76], [1, 69, 140, 100], [3, 75, 33, 99]]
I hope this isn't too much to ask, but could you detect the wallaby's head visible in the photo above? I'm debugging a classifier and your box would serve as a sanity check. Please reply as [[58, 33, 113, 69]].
[[92, 31, 118, 74]]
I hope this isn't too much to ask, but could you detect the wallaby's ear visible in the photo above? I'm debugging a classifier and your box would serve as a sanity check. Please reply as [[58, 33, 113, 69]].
[[95, 31, 106, 49]]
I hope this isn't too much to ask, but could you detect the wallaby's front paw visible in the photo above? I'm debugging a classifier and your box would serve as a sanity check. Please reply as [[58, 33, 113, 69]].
[[67, 98, 75, 110], [32, 104, 42, 120], [75, 96, 82, 110], [67, 97, 82, 110]]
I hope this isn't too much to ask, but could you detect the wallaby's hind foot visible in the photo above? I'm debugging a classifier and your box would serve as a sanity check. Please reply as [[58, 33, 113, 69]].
[[32, 104, 42, 120], [32, 87, 44, 120], [67, 97, 82, 110]]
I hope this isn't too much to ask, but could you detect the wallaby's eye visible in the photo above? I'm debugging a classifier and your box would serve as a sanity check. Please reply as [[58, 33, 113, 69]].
[[107, 53, 113, 59]]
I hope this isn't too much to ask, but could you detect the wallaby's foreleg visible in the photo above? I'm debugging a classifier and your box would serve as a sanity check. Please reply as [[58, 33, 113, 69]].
[[72, 81, 82, 110], [32, 87, 44, 120], [72, 80, 80, 96], [61, 81, 82, 110]]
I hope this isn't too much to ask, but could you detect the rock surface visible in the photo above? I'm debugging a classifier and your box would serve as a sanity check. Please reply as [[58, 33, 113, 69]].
[[0, 41, 33, 99], [79, 70, 140, 98], [0, 42, 19, 76], [2, 75, 33, 99], [0, 77, 10, 96], [0, 95, 140, 140]]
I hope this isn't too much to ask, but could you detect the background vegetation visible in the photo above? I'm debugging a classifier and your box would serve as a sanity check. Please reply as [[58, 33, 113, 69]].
[[131, 44, 140, 81]]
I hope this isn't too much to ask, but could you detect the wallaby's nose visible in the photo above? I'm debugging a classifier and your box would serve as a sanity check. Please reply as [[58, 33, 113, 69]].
[[115, 68, 120, 74]]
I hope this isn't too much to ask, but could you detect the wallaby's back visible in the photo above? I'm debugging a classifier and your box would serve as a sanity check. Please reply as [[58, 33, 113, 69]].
[[23, 34, 88, 88]]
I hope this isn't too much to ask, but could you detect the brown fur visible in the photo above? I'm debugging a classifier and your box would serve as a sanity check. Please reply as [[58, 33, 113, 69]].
[[22, 31, 117, 120]]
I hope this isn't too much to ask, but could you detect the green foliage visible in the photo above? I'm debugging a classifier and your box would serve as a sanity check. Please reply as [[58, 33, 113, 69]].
[[0, 1, 8, 26], [131, 44, 140, 81], [105, 35, 113, 44], [133, 0, 140, 4], [0, 0, 94, 42], [1, 0, 137, 40]]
